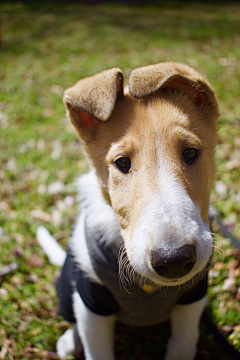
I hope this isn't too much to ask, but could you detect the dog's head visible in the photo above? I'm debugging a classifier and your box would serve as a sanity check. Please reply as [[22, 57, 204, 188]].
[[63, 62, 219, 287]]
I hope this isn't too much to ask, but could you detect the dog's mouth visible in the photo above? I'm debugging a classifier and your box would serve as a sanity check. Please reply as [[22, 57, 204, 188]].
[[118, 245, 213, 291]]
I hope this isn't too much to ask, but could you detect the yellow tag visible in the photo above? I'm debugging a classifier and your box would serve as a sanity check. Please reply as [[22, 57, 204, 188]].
[[141, 284, 155, 294]]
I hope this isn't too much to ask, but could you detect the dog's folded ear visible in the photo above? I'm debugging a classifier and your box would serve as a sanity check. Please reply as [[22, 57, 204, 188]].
[[63, 68, 124, 142], [128, 62, 217, 109]]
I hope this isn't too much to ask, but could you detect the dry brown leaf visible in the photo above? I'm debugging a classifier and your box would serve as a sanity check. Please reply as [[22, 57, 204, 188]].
[[53, 320, 70, 329], [234, 136, 240, 149], [12, 233, 24, 244], [31, 209, 52, 222], [10, 275, 22, 286], [234, 268, 240, 278], [0, 201, 11, 211], [225, 158, 240, 170], [229, 259, 240, 271], [219, 325, 233, 337], [37, 184, 47, 195], [222, 277, 236, 291], [0, 340, 11, 360], [17, 321, 27, 332], [51, 209, 62, 225], [47, 181, 64, 194], [26, 254, 44, 267], [51, 140, 63, 160], [36, 138, 45, 151], [6, 158, 16, 171], [213, 261, 225, 270], [0, 170, 6, 179], [50, 84, 63, 95], [0, 339, 15, 360], [225, 248, 240, 257]]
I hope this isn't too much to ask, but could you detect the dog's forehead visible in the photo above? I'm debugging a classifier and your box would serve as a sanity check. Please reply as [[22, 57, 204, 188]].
[[112, 91, 195, 138], [106, 96, 199, 164]]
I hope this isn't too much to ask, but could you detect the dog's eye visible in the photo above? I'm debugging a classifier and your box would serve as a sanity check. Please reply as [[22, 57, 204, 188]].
[[114, 157, 131, 173], [183, 148, 198, 164]]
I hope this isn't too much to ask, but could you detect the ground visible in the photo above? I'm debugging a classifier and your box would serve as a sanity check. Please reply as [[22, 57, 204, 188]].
[[0, 1, 240, 359]]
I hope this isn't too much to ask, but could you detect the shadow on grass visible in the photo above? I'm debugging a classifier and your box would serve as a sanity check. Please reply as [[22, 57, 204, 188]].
[[113, 314, 235, 360], [1, 1, 240, 56]]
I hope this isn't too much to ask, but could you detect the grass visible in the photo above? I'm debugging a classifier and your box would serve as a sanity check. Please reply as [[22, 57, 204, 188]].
[[0, 1, 240, 359]]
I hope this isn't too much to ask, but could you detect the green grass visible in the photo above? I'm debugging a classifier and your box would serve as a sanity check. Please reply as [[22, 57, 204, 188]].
[[0, 1, 240, 359]]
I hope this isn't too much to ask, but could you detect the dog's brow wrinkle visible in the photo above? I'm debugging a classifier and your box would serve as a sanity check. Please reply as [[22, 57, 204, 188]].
[[147, 101, 167, 176]]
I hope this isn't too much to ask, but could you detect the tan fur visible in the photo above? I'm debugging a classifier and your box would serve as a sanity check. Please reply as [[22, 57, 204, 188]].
[[128, 62, 215, 104], [86, 93, 218, 240], [63, 61, 219, 263], [58, 62, 220, 360], [63, 68, 123, 142]]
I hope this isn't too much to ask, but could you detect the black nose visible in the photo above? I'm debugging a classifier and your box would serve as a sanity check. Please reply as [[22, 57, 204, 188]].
[[151, 245, 196, 279]]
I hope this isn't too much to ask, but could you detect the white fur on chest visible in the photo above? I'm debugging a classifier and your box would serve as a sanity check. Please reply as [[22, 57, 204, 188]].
[[68, 171, 121, 285]]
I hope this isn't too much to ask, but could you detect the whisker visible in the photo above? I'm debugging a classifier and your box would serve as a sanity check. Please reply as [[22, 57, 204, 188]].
[[211, 232, 224, 260], [118, 244, 137, 293]]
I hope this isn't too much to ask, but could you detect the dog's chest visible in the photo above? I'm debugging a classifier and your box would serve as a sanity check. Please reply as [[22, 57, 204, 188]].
[[64, 172, 208, 327], [82, 208, 207, 327]]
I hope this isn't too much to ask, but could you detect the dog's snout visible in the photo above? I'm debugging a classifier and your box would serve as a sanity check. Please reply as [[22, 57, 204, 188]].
[[151, 244, 196, 279]]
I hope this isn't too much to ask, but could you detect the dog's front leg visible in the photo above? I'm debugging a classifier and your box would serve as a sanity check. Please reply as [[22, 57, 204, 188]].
[[73, 291, 116, 360], [164, 297, 206, 360]]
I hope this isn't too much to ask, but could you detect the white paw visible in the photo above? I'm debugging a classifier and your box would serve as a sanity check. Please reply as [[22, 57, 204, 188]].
[[56, 326, 82, 359]]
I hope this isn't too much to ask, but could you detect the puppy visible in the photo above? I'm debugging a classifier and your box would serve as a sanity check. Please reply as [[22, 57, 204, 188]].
[[37, 62, 219, 360]]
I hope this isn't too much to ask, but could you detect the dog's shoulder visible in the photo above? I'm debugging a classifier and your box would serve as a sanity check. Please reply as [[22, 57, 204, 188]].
[[76, 171, 121, 244], [68, 171, 122, 284], [76, 170, 100, 208]]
